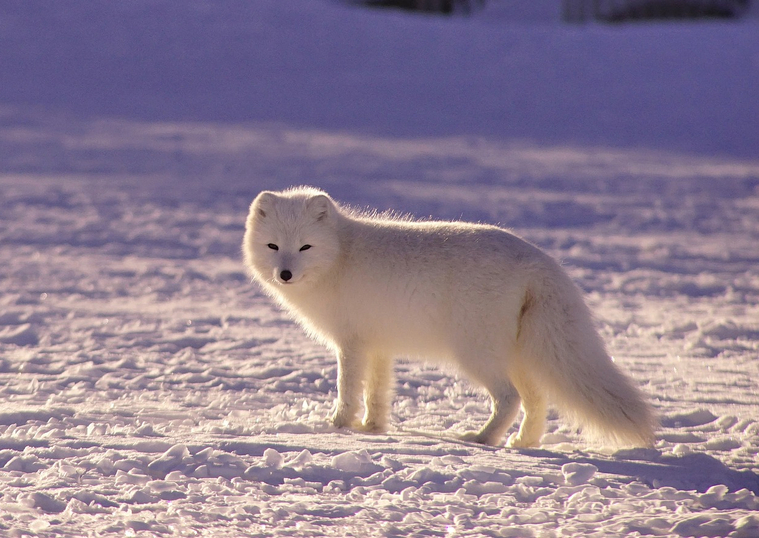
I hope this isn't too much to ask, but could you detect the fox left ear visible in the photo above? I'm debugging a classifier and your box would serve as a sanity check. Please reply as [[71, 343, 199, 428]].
[[306, 194, 334, 222]]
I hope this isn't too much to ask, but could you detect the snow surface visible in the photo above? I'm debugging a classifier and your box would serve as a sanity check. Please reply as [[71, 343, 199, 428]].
[[1, 1, 759, 537]]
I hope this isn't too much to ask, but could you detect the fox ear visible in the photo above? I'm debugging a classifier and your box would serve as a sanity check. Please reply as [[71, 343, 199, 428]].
[[252, 191, 276, 218], [306, 194, 334, 222]]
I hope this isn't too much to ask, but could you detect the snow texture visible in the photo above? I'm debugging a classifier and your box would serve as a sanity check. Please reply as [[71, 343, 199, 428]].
[[1, 1, 758, 537]]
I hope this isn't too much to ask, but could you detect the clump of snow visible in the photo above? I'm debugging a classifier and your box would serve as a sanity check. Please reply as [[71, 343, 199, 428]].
[[561, 462, 598, 486], [331, 449, 384, 475], [262, 447, 284, 469]]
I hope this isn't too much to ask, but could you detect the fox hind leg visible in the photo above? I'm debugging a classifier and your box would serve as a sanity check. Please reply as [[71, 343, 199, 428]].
[[507, 373, 547, 448], [460, 376, 521, 446]]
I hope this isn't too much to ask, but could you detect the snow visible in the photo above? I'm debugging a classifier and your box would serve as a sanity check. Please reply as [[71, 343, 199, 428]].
[[1, 0, 758, 536]]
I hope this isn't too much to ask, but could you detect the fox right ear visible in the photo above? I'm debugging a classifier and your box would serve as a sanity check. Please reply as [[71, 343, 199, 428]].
[[252, 191, 276, 218], [306, 194, 334, 222]]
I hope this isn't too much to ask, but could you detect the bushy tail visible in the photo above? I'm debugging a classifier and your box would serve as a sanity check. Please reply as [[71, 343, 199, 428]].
[[518, 271, 657, 447]]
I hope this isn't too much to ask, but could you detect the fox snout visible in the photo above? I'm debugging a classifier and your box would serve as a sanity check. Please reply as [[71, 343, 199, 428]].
[[272, 253, 297, 284], [274, 267, 296, 284]]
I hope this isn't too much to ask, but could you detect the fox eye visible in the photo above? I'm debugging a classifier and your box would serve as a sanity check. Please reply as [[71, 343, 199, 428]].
[[267, 243, 279, 251], [299, 244, 312, 251]]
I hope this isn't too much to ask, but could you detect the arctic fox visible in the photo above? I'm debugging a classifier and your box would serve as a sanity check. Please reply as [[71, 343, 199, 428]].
[[243, 186, 656, 448]]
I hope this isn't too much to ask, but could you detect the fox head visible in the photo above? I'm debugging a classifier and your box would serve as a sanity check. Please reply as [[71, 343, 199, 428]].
[[243, 187, 341, 288]]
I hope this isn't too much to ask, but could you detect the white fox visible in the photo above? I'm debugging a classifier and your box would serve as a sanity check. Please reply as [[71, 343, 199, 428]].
[[243, 186, 656, 448]]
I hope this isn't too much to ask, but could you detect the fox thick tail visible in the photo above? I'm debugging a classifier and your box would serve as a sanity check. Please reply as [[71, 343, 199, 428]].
[[518, 271, 657, 447]]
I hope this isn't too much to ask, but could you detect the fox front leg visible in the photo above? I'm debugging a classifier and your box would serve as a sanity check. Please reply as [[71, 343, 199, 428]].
[[330, 347, 367, 429], [361, 354, 393, 433]]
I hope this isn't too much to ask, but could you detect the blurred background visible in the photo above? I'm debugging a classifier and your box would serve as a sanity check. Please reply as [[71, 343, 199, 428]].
[[0, 0, 757, 217]]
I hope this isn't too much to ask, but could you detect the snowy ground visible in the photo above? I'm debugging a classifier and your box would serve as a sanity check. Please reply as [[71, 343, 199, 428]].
[[2, 1, 759, 537]]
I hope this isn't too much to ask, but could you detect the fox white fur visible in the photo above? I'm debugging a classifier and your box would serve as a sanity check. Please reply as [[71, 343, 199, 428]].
[[243, 186, 656, 448]]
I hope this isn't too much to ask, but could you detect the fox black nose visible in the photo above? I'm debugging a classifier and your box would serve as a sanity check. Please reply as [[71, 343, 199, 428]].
[[280, 270, 292, 282]]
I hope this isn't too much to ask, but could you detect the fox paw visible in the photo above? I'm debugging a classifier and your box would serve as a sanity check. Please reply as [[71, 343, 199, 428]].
[[459, 431, 499, 446], [330, 409, 358, 429], [506, 432, 540, 449], [358, 419, 387, 434]]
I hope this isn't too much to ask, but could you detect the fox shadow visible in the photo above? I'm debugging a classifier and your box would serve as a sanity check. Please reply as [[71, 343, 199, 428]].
[[525, 447, 759, 495]]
